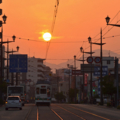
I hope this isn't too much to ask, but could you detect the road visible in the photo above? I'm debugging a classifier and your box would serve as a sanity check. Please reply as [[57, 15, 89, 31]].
[[0, 103, 120, 120]]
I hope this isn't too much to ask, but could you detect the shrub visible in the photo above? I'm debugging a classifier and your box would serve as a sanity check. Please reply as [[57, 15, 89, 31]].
[[0, 99, 5, 105], [107, 102, 111, 107], [99, 102, 104, 105], [117, 105, 120, 109]]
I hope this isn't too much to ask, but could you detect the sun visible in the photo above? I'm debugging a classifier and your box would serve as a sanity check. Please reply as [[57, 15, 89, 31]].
[[43, 32, 52, 41]]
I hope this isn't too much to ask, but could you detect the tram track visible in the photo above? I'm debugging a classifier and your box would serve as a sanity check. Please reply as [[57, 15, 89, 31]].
[[24, 106, 34, 120], [52, 104, 86, 120], [52, 104, 110, 120]]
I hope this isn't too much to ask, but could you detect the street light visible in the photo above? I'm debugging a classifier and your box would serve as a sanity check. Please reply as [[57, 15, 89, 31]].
[[2, 14, 7, 24], [5, 38, 19, 84], [79, 47, 94, 101], [89, 29, 106, 105], [105, 16, 119, 107], [0, 14, 7, 82], [88, 36, 94, 102], [105, 16, 120, 27]]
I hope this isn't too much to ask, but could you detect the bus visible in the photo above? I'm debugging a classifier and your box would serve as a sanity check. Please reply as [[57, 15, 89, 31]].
[[7, 85, 25, 106], [35, 80, 51, 106]]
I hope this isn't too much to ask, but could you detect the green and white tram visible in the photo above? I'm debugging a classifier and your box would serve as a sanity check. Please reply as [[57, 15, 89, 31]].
[[35, 80, 51, 106]]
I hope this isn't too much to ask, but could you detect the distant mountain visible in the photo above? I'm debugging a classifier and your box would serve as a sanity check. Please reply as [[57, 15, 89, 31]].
[[45, 49, 120, 73]]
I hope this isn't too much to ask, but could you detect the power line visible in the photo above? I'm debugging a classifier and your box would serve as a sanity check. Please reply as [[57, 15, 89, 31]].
[[45, 0, 60, 60]]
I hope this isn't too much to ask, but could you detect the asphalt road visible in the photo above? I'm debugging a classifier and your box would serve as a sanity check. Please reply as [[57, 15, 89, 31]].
[[0, 103, 120, 120]]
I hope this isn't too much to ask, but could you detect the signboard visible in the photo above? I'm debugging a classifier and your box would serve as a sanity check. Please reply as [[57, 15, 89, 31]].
[[6, 79, 10, 83], [94, 57, 101, 63], [94, 66, 108, 76], [87, 57, 93, 63], [84, 74, 87, 86], [98, 79, 100, 95], [9, 54, 27, 73], [81, 64, 95, 73], [72, 70, 83, 75], [64, 69, 72, 75]]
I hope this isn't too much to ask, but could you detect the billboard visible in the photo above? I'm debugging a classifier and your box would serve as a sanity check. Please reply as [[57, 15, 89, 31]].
[[9, 54, 27, 73]]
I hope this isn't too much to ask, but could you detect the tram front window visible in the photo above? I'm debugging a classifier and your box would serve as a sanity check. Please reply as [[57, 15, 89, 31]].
[[36, 88, 39, 94], [40, 89, 46, 94]]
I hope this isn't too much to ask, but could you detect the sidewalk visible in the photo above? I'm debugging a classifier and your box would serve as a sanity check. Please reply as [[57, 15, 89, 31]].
[[83, 103, 119, 110]]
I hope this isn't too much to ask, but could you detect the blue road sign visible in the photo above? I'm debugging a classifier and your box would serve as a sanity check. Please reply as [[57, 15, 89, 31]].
[[6, 79, 10, 83], [9, 54, 27, 73], [98, 79, 100, 95], [94, 66, 108, 76]]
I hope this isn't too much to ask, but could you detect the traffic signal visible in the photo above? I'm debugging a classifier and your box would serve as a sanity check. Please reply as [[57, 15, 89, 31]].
[[93, 89, 95, 92]]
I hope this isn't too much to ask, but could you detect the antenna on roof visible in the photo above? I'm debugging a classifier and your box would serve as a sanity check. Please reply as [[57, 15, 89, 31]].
[[109, 50, 110, 57]]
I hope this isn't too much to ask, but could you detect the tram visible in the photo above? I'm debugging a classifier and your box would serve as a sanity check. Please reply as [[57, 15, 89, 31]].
[[35, 80, 51, 106]]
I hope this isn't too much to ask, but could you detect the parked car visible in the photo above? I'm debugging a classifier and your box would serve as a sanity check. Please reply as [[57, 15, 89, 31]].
[[51, 98, 57, 103], [5, 96, 22, 110]]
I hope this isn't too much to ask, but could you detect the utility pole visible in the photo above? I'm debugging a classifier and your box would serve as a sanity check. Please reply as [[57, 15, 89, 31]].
[[74, 55, 76, 103], [115, 57, 119, 107], [100, 28, 103, 105], [83, 52, 85, 101], [91, 29, 105, 105]]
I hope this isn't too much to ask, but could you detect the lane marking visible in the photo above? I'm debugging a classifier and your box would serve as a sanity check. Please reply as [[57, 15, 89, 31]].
[[55, 105, 86, 120], [51, 108, 63, 120], [68, 105, 110, 120], [37, 107, 39, 120]]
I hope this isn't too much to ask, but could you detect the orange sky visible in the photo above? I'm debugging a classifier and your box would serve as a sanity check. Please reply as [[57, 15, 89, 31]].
[[1, 0, 120, 65]]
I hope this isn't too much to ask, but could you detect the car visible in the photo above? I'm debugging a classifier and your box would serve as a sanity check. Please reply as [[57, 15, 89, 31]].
[[5, 96, 22, 110], [51, 98, 57, 103]]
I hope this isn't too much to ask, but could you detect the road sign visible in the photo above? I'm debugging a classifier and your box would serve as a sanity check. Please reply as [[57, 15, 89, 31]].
[[72, 70, 83, 75], [6, 79, 10, 83], [94, 66, 108, 76], [64, 69, 72, 75], [94, 57, 101, 63], [87, 57, 93, 63], [9, 54, 27, 73]]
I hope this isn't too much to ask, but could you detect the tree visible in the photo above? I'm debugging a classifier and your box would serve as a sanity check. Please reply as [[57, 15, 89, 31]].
[[54, 92, 66, 102], [101, 75, 116, 100], [0, 81, 7, 94], [68, 88, 79, 103]]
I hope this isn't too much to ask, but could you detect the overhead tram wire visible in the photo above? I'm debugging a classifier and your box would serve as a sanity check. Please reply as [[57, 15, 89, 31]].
[[45, 0, 60, 61]]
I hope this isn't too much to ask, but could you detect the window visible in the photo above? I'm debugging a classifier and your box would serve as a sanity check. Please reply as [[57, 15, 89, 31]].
[[38, 74, 43, 77], [107, 60, 110, 64], [37, 59, 43, 63], [36, 88, 39, 94], [38, 65, 43, 68], [8, 97, 19, 100], [40, 89, 46, 94]]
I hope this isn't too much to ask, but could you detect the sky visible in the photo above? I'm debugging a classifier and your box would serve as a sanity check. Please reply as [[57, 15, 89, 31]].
[[1, 0, 120, 65]]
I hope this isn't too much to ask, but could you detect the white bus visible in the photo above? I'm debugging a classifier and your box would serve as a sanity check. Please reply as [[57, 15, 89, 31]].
[[7, 85, 25, 106], [35, 80, 51, 106]]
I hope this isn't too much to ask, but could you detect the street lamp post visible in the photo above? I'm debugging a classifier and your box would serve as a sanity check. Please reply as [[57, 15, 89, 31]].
[[0, 14, 7, 83], [105, 16, 119, 107], [90, 29, 106, 105], [0, 13, 7, 101], [88, 36, 94, 102], [4, 38, 17, 81], [79, 47, 94, 101], [5, 45, 19, 85], [67, 64, 70, 103]]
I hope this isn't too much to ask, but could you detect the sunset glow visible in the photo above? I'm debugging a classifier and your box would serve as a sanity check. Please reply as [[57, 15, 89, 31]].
[[43, 32, 52, 41]]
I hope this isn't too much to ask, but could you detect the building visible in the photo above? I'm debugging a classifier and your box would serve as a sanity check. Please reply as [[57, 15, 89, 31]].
[[87, 56, 114, 97], [26, 56, 45, 100], [27, 56, 45, 83]]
